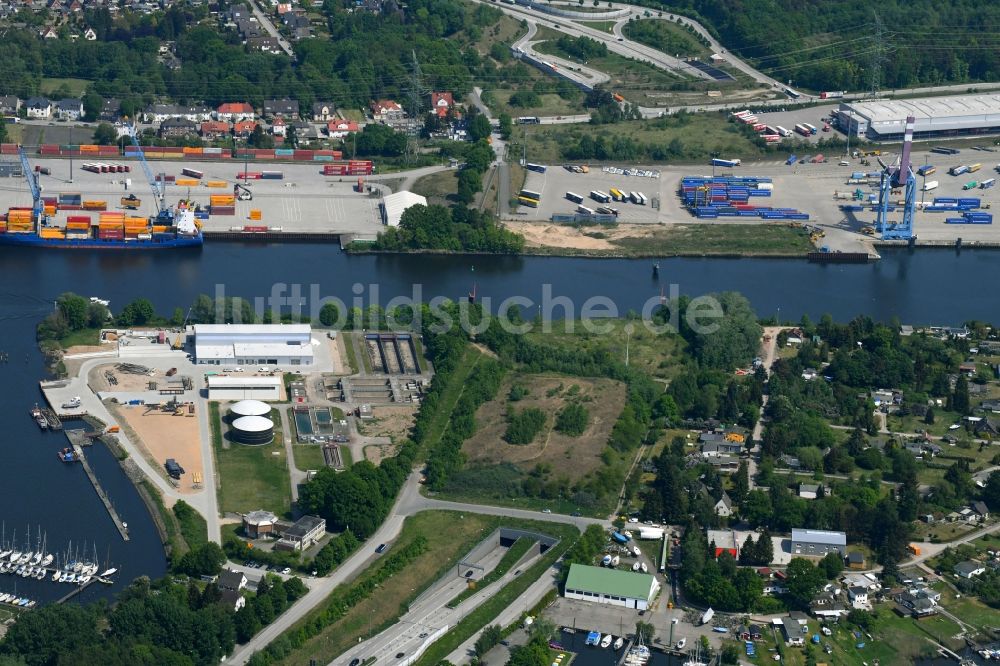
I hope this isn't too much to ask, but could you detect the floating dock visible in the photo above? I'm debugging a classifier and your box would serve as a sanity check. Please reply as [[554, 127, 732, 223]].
[[65, 431, 129, 542]]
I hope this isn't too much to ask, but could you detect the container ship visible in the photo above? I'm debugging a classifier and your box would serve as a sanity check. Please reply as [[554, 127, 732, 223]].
[[0, 200, 203, 250]]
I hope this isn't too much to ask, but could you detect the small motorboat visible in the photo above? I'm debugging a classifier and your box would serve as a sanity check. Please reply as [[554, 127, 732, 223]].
[[100, 568, 118, 577], [632, 562, 640, 572], [602, 555, 612, 567], [632, 546, 641, 557], [640, 562, 648, 573], [601, 635, 613, 648], [675, 638, 687, 650], [611, 555, 620, 567], [613, 637, 624, 650]]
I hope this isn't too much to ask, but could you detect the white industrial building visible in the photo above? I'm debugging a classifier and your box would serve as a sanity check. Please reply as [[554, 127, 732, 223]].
[[380, 191, 427, 227], [837, 94, 1000, 141], [193, 324, 314, 366], [563, 564, 659, 611], [208, 376, 282, 401]]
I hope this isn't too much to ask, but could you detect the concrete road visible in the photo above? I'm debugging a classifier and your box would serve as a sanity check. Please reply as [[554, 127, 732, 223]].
[[512, 19, 610, 92], [228, 473, 607, 664]]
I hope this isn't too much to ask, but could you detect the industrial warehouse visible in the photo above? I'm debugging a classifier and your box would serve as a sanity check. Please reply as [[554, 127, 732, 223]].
[[193, 324, 314, 366], [836, 93, 1000, 140], [563, 563, 660, 611]]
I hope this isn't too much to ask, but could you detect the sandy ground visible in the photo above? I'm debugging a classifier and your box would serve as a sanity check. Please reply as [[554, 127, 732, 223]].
[[88, 362, 190, 393], [359, 405, 417, 444], [364, 443, 397, 466], [115, 402, 203, 492], [505, 221, 660, 250], [64, 344, 112, 356], [328, 337, 349, 375]]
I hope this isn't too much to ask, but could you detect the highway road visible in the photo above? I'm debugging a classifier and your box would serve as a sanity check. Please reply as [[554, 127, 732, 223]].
[[228, 472, 608, 664], [511, 20, 610, 92]]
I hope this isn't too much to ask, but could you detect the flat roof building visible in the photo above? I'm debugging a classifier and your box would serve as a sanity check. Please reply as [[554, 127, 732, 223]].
[[837, 94, 1000, 141], [791, 528, 847, 557], [276, 515, 326, 552], [194, 324, 314, 366], [208, 376, 282, 401], [381, 191, 427, 227], [564, 564, 659, 611]]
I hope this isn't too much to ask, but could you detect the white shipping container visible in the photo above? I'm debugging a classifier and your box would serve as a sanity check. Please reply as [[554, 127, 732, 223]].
[[922, 180, 939, 191], [756, 183, 774, 191]]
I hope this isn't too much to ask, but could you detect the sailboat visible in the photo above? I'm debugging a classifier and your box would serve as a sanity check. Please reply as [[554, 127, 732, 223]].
[[613, 637, 624, 650], [611, 555, 620, 567]]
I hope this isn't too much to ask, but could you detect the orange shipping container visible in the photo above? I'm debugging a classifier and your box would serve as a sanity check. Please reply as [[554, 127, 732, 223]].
[[249, 209, 262, 221], [206, 180, 227, 188], [151, 225, 170, 233], [43, 205, 57, 216], [66, 222, 90, 231], [176, 178, 199, 186], [80, 145, 99, 153], [40, 229, 66, 239]]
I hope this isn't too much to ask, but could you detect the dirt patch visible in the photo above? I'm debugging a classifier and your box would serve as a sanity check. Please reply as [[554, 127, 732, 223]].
[[112, 401, 203, 493], [328, 337, 349, 375], [505, 222, 661, 251], [364, 443, 398, 466], [359, 405, 417, 443], [463, 374, 626, 482], [64, 344, 112, 356], [88, 363, 188, 393]]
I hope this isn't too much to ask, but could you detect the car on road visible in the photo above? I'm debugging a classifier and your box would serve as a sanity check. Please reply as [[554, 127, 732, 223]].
[[465, 570, 474, 578], [396, 653, 406, 659], [513, 569, 521, 576], [349, 659, 361, 666], [617, 37, 623, 41], [376, 543, 388, 554], [571, 511, 581, 517], [282, 567, 291, 575], [542, 508, 552, 514]]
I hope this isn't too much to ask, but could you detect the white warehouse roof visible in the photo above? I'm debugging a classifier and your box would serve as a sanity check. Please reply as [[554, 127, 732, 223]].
[[382, 191, 427, 227], [840, 94, 1000, 134], [208, 376, 282, 388], [791, 528, 846, 546], [230, 399, 272, 416], [232, 415, 274, 433], [194, 324, 311, 336]]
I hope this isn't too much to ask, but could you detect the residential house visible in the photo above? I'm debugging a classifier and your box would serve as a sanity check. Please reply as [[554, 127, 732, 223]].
[[778, 454, 802, 470], [704, 455, 740, 474], [83, 27, 97, 40], [233, 120, 258, 137], [701, 440, 744, 457], [220, 588, 246, 611], [848, 586, 869, 609], [99, 98, 121, 122], [843, 573, 880, 591], [370, 99, 405, 124], [799, 483, 822, 500], [270, 116, 286, 137], [158, 117, 198, 138], [846, 551, 865, 570], [247, 36, 281, 53], [954, 561, 986, 579], [0, 96, 20, 115], [904, 441, 942, 458], [974, 417, 1000, 437], [54, 98, 84, 121], [893, 591, 939, 618], [810, 589, 847, 619], [973, 501, 990, 521], [801, 367, 819, 380], [291, 121, 321, 143], [40, 27, 58, 39], [871, 389, 903, 410], [959, 362, 977, 376], [430, 91, 454, 119], [979, 400, 1000, 414], [25, 97, 52, 119], [959, 507, 979, 523], [217, 568, 247, 592], [146, 104, 178, 123], [312, 102, 336, 122], [713, 492, 734, 518], [791, 528, 847, 557], [262, 98, 299, 119], [216, 102, 256, 122], [200, 121, 232, 140], [327, 119, 359, 138]]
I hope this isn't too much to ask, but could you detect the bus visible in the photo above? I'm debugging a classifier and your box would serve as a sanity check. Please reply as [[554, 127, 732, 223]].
[[577, 205, 595, 215], [969, 163, 982, 173], [635, 192, 647, 205], [181, 167, 204, 179], [517, 196, 539, 208], [525, 163, 547, 173], [596, 206, 619, 216], [519, 189, 542, 201], [628, 191, 640, 204], [590, 191, 611, 204], [776, 126, 792, 137], [764, 126, 778, 136], [565, 192, 584, 204], [784, 87, 801, 99], [609, 188, 625, 201], [517, 117, 540, 125]]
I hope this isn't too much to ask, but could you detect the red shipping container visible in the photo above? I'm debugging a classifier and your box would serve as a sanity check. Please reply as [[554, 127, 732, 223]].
[[60, 204, 82, 211], [293, 150, 314, 160], [243, 226, 268, 232], [0, 144, 17, 155], [211, 206, 236, 215], [67, 215, 91, 223], [253, 149, 275, 159], [39, 145, 60, 155]]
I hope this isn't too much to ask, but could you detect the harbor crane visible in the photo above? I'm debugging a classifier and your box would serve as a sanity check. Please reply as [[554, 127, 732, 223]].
[[875, 115, 916, 241], [17, 146, 44, 230], [127, 124, 170, 224]]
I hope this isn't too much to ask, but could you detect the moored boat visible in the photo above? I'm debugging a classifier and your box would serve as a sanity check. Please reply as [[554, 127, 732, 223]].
[[600, 634, 613, 648], [614, 637, 624, 650]]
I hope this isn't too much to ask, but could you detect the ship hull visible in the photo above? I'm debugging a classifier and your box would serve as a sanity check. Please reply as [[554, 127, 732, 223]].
[[0, 233, 203, 249]]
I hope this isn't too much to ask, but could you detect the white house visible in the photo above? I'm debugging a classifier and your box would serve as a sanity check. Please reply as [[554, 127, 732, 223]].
[[55, 98, 84, 121], [25, 97, 52, 119], [848, 586, 869, 609], [714, 493, 734, 517], [955, 561, 986, 579]]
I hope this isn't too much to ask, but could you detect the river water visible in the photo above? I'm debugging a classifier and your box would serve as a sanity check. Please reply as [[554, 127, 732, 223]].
[[3, 243, 999, 600]]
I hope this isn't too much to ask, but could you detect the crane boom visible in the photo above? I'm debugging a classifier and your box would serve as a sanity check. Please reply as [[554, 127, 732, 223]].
[[17, 146, 43, 229], [129, 125, 164, 214]]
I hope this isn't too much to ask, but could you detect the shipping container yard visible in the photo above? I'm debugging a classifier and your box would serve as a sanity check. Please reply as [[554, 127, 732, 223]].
[[0, 152, 384, 239]]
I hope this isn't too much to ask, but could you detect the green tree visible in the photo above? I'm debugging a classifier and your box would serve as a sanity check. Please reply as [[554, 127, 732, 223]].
[[555, 403, 589, 436], [924, 406, 936, 424], [954, 375, 970, 414], [635, 621, 654, 644], [785, 558, 825, 609], [468, 112, 492, 142], [93, 122, 118, 145], [117, 298, 156, 326], [475, 624, 503, 657], [57, 292, 89, 330], [984, 471, 1000, 511], [0, 116, 8, 143], [505, 407, 547, 444], [498, 112, 513, 140], [819, 551, 844, 579], [319, 302, 341, 327]]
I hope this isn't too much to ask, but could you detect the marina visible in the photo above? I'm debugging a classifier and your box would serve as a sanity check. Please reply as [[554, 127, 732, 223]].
[[64, 431, 130, 542]]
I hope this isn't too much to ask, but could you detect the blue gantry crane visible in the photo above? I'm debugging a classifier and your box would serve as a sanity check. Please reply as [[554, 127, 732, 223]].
[[17, 145, 43, 230], [128, 124, 171, 224], [875, 115, 916, 241]]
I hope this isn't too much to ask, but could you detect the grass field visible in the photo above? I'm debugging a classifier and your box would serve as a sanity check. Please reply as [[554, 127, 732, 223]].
[[419, 347, 483, 455], [39, 77, 91, 97], [173, 501, 208, 551], [275, 511, 516, 666], [141, 479, 186, 559], [520, 113, 770, 164], [462, 373, 627, 482], [412, 168, 459, 206], [210, 402, 292, 516], [533, 40, 684, 94], [576, 21, 617, 32], [58, 327, 102, 348], [622, 19, 711, 60], [342, 333, 360, 374], [291, 443, 327, 471], [525, 319, 686, 382], [492, 90, 585, 119], [610, 223, 815, 256]]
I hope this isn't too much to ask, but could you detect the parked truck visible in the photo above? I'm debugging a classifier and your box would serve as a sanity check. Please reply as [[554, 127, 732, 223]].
[[917, 165, 936, 176], [950, 165, 970, 176], [711, 158, 741, 168], [922, 180, 939, 191]]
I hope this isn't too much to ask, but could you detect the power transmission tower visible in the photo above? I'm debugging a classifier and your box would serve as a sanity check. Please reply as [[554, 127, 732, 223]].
[[868, 12, 886, 100], [405, 50, 429, 163]]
